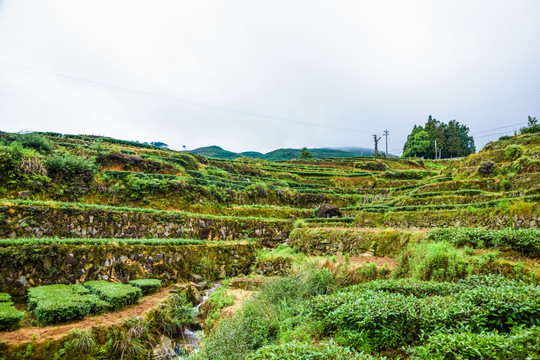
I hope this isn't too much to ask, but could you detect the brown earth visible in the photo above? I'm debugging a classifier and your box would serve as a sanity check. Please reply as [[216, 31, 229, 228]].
[[0, 288, 171, 346], [219, 289, 254, 318]]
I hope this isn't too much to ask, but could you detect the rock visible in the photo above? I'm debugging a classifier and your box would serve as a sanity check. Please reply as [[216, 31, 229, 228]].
[[66, 253, 75, 265], [316, 204, 342, 218], [193, 281, 208, 290], [190, 274, 203, 282]]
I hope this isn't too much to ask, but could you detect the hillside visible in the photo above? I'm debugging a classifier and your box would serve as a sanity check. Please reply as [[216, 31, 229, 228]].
[[190, 145, 367, 160], [0, 128, 539, 359]]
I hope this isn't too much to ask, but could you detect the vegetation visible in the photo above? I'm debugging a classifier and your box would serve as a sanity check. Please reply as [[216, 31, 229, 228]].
[[402, 116, 475, 158], [0, 293, 25, 331], [1, 129, 540, 359], [128, 279, 162, 295]]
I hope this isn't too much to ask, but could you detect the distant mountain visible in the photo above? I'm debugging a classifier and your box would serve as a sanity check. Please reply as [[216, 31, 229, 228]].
[[189, 146, 371, 160], [189, 146, 239, 159], [328, 146, 398, 158]]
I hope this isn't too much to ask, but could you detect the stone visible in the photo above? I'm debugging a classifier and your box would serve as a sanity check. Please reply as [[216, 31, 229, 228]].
[[316, 204, 342, 218], [66, 253, 75, 265], [190, 274, 203, 282]]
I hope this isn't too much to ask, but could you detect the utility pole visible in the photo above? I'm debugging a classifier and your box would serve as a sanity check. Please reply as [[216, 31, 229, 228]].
[[383, 129, 389, 156], [434, 140, 438, 160], [373, 134, 381, 157]]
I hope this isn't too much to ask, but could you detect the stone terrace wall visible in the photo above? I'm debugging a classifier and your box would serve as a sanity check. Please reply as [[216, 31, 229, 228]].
[[0, 242, 258, 300], [355, 207, 540, 229], [0, 203, 292, 246], [289, 228, 427, 257]]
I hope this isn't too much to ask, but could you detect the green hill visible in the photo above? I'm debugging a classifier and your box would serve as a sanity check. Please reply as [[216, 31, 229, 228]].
[[190, 146, 365, 160]]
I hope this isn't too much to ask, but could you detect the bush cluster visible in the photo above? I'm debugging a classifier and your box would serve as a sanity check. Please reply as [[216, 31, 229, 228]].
[[83, 281, 142, 310], [27, 282, 143, 324], [0, 293, 25, 331], [309, 275, 540, 352], [27, 284, 109, 324], [129, 279, 162, 295], [427, 228, 540, 257]]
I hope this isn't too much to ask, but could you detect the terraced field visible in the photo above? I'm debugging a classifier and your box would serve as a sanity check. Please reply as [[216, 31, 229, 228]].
[[0, 129, 539, 359]]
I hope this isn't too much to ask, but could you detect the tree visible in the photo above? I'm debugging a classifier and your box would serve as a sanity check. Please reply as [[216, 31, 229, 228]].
[[402, 126, 431, 158], [298, 147, 314, 160], [528, 116, 538, 127], [150, 142, 169, 149], [402, 116, 475, 159]]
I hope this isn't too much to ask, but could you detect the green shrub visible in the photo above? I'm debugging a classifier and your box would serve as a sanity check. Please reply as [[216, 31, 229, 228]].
[[46, 153, 95, 173], [247, 341, 377, 360], [28, 284, 110, 324], [84, 281, 142, 310], [382, 170, 429, 180], [504, 145, 523, 161], [427, 228, 540, 257], [0, 293, 11, 302], [0, 301, 25, 331], [409, 327, 540, 359], [394, 241, 478, 282], [18, 132, 52, 154], [356, 161, 388, 172], [129, 279, 162, 295]]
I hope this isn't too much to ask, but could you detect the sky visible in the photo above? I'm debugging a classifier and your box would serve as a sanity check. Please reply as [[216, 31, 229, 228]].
[[0, 1, 539, 155]]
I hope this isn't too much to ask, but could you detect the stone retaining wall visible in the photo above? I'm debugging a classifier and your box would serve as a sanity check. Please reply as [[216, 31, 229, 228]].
[[289, 228, 426, 257], [0, 203, 292, 246], [0, 242, 258, 300]]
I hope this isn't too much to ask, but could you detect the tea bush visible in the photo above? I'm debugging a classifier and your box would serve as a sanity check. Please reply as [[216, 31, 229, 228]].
[[0, 294, 25, 331], [83, 281, 142, 310], [247, 341, 379, 360], [27, 284, 110, 324], [129, 279, 162, 295], [409, 327, 540, 359], [427, 228, 540, 257]]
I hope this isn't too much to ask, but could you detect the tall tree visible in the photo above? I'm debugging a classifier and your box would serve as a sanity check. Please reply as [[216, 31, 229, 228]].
[[402, 116, 474, 159]]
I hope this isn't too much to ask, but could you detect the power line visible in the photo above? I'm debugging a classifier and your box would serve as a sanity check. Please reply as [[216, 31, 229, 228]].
[[472, 122, 526, 134], [475, 130, 517, 139], [0, 63, 370, 133]]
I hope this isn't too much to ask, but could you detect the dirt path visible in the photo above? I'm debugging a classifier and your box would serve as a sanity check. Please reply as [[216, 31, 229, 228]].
[[220, 289, 253, 318], [0, 288, 171, 346]]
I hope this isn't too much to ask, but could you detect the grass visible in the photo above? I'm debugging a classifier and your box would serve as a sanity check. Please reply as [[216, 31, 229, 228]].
[[0, 237, 254, 247]]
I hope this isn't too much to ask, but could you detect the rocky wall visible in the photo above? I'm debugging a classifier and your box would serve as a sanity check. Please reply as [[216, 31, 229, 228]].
[[0, 203, 292, 246], [355, 206, 540, 229], [0, 242, 259, 300], [289, 228, 426, 257]]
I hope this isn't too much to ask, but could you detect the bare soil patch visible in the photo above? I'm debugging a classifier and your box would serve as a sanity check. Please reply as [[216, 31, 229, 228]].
[[220, 289, 253, 318]]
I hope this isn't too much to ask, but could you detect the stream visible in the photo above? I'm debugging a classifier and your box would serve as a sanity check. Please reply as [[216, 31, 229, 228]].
[[169, 282, 221, 359]]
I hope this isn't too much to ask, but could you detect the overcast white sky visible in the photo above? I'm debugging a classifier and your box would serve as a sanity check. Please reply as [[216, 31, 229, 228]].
[[0, 1, 539, 154]]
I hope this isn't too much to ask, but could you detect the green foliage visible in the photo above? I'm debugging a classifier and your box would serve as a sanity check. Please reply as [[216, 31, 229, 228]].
[[27, 284, 109, 324], [504, 145, 524, 161], [355, 161, 388, 171], [194, 266, 337, 359], [0, 293, 11, 302], [298, 147, 314, 160], [409, 327, 540, 359], [309, 275, 540, 353], [128, 279, 162, 295], [382, 170, 430, 180], [146, 293, 195, 337], [427, 228, 540, 257], [46, 153, 95, 174], [18, 132, 52, 154], [394, 241, 494, 282], [83, 281, 142, 310], [247, 341, 378, 360], [0, 301, 25, 331], [402, 116, 475, 159]]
